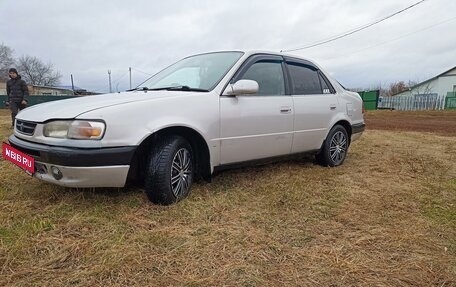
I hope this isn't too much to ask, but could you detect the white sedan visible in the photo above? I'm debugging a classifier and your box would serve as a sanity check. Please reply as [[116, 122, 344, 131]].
[[8, 50, 365, 204]]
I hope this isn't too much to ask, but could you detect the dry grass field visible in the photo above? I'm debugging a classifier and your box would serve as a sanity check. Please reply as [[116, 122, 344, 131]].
[[0, 109, 455, 286]]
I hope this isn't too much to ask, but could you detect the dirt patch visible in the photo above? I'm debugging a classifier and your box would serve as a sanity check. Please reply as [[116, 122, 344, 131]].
[[365, 110, 456, 136]]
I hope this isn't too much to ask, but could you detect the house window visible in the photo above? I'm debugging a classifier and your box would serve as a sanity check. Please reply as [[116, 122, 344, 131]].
[[453, 85, 456, 92]]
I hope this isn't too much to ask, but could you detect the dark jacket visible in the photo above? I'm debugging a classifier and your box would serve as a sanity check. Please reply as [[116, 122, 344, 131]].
[[7, 75, 29, 103]]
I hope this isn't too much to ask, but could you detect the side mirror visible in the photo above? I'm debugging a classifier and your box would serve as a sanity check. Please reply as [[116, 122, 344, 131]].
[[223, 79, 259, 96]]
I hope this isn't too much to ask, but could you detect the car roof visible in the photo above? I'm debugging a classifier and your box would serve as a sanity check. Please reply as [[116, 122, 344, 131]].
[[189, 50, 313, 62], [243, 50, 307, 59]]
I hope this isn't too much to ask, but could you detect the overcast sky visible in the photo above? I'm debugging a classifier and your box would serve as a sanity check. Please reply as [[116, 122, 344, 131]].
[[1, 0, 455, 92]]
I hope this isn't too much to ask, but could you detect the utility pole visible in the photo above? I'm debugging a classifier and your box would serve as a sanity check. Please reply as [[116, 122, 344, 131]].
[[70, 74, 75, 95], [129, 67, 132, 90], [108, 70, 112, 93]]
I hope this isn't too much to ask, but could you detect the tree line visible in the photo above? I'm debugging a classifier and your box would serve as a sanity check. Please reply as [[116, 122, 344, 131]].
[[0, 43, 61, 86]]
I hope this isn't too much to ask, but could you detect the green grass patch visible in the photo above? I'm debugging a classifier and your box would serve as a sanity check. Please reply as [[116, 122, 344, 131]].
[[422, 179, 456, 227]]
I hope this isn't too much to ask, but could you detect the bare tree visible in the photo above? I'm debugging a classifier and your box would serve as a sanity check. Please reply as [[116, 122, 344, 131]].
[[16, 55, 61, 86], [387, 81, 409, 96], [370, 82, 389, 97], [0, 43, 15, 82]]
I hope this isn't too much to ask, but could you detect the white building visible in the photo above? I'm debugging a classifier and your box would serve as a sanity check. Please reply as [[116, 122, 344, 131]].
[[0, 81, 74, 96], [395, 66, 456, 98], [377, 66, 456, 110]]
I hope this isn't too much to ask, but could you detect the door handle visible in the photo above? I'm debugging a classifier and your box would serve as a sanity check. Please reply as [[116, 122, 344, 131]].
[[330, 105, 337, 110], [280, 107, 292, 113]]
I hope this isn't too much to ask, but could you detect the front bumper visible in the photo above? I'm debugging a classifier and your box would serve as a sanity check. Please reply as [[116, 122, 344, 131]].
[[8, 135, 136, 188]]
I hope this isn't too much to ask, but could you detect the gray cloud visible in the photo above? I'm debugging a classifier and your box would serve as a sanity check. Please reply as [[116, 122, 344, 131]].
[[1, 0, 455, 92]]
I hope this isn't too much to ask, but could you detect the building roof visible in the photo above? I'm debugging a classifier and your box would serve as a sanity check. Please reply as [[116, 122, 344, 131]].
[[410, 65, 456, 89], [393, 65, 456, 96], [53, 85, 86, 91]]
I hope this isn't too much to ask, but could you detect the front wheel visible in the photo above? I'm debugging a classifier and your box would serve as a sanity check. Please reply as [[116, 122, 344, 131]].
[[145, 136, 193, 205], [316, 125, 349, 167]]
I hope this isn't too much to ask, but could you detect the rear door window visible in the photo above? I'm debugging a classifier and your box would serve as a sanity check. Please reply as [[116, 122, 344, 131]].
[[287, 63, 322, 95]]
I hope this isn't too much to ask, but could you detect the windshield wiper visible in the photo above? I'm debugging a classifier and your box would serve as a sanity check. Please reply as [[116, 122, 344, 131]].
[[127, 85, 209, 92], [126, 86, 150, 92], [148, 86, 209, 92]]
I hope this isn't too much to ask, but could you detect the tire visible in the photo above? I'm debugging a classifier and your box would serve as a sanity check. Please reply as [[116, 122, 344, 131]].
[[145, 136, 193, 205], [316, 125, 349, 167]]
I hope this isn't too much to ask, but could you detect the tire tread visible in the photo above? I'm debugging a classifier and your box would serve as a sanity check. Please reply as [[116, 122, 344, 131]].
[[145, 136, 192, 205]]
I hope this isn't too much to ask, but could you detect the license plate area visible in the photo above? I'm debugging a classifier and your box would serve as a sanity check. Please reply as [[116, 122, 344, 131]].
[[2, 142, 35, 175]]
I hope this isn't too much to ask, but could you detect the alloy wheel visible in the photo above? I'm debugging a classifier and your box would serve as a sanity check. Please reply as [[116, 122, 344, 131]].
[[329, 131, 347, 165], [170, 148, 192, 198]]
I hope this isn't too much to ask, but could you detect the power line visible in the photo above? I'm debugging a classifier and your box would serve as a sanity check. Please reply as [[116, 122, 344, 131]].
[[111, 70, 130, 91], [131, 67, 153, 76], [323, 16, 456, 61], [282, 0, 429, 52]]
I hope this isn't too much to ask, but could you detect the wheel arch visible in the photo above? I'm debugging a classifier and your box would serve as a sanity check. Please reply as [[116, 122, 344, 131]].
[[316, 120, 352, 166], [126, 126, 212, 185], [318, 119, 352, 154], [333, 120, 352, 140]]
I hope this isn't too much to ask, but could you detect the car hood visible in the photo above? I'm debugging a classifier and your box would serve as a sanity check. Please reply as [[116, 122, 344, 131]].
[[16, 91, 193, 122]]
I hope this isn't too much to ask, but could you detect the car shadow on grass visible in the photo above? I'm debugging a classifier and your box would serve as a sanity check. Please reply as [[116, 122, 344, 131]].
[[19, 153, 320, 209]]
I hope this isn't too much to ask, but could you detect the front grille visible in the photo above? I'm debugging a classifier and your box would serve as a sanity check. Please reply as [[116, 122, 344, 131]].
[[16, 120, 37, 136]]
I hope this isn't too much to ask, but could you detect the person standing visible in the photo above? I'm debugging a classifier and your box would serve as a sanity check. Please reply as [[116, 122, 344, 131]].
[[6, 68, 29, 128]]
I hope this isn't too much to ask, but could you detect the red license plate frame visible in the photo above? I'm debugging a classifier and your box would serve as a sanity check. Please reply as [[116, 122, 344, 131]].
[[2, 142, 35, 175]]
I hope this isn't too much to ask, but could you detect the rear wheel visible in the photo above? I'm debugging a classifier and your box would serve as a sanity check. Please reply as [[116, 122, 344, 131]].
[[316, 125, 349, 167], [145, 136, 193, 205]]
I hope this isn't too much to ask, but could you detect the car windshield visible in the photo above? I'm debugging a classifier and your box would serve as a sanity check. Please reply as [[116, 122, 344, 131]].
[[138, 52, 244, 91]]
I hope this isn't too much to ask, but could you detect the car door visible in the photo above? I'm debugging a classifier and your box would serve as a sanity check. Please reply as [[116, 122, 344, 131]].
[[219, 55, 294, 164], [285, 58, 340, 153]]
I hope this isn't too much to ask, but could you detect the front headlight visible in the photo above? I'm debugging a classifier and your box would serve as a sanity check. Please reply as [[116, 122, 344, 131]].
[[43, 120, 105, 140]]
